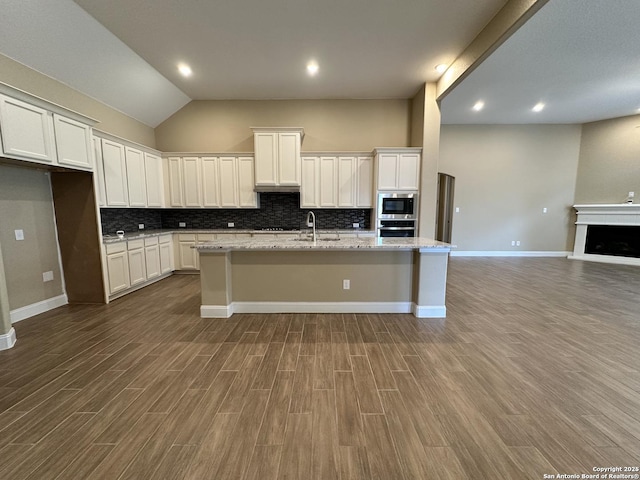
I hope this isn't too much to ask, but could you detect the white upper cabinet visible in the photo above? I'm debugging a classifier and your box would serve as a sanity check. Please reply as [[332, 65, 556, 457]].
[[95, 131, 162, 208], [0, 86, 95, 170], [356, 156, 373, 207], [252, 128, 303, 187], [374, 148, 421, 191], [53, 114, 92, 170], [125, 147, 147, 207], [144, 152, 164, 207], [201, 156, 220, 207], [164, 155, 258, 209], [92, 135, 107, 207], [0, 94, 56, 164], [237, 156, 258, 207], [167, 156, 184, 207], [102, 139, 129, 207], [300, 153, 372, 209]]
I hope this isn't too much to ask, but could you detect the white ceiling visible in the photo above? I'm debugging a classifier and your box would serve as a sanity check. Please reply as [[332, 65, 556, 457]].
[[0, 0, 506, 127], [0, 0, 637, 128], [440, 0, 640, 124]]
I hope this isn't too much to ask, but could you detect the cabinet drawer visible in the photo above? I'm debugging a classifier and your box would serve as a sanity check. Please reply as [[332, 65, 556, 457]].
[[178, 233, 197, 241], [197, 233, 216, 242], [159, 234, 172, 244], [144, 236, 159, 247], [127, 239, 144, 250], [105, 242, 127, 255]]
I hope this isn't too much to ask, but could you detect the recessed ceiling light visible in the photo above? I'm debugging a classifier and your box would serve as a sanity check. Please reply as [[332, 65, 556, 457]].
[[306, 61, 319, 76], [472, 101, 484, 112], [435, 64, 447, 74], [532, 102, 545, 112], [178, 63, 192, 77]]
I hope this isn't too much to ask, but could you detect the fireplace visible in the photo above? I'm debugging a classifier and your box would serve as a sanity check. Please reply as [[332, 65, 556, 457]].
[[570, 204, 640, 266], [585, 225, 640, 258]]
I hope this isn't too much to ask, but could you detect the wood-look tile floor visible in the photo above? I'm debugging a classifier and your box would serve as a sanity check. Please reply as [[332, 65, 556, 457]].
[[1, 257, 640, 479]]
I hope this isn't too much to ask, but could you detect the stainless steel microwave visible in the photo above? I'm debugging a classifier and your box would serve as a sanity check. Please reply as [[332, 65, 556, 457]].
[[377, 193, 418, 219]]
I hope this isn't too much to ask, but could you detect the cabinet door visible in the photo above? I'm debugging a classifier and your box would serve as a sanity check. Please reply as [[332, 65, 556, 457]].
[[167, 156, 184, 207], [301, 156, 319, 208], [356, 156, 373, 207], [319, 156, 338, 207], [125, 147, 147, 207], [278, 132, 301, 185], [182, 157, 202, 207], [106, 251, 130, 294], [254, 132, 278, 185], [338, 156, 356, 207], [93, 136, 107, 207], [53, 114, 92, 170], [159, 238, 174, 274], [178, 241, 198, 270], [0, 94, 56, 164], [201, 156, 220, 207], [377, 154, 399, 190], [102, 139, 129, 206], [397, 153, 420, 190], [237, 156, 258, 207], [128, 248, 147, 286], [218, 156, 238, 207], [144, 153, 164, 207], [145, 244, 161, 279]]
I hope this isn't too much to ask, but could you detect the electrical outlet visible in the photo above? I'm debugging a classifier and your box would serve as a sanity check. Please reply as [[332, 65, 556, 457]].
[[352, 223, 359, 228], [138, 223, 144, 230], [455, 207, 460, 213], [516, 241, 521, 246], [511, 240, 516, 246], [228, 222, 235, 228], [343, 279, 350, 290], [43, 271, 54, 282], [179, 222, 186, 228], [15, 229, 24, 241], [542, 207, 548, 213]]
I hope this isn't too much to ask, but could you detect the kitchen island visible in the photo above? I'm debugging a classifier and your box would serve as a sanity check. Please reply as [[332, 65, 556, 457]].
[[195, 235, 452, 318]]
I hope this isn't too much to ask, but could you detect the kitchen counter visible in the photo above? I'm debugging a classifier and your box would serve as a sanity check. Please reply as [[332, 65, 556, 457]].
[[102, 228, 375, 244], [197, 236, 451, 319], [194, 235, 451, 252]]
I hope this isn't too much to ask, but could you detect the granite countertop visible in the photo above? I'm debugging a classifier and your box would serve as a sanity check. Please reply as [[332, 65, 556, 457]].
[[102, 228, 375, 244], [194, 235, 453, 252]]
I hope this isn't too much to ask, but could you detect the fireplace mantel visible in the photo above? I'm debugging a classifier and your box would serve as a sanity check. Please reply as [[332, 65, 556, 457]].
[[570, 204, 640, 266]]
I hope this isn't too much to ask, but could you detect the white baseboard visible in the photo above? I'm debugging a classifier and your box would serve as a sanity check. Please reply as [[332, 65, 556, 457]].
[[10, 294, 68, 323], [200, 301, 415, 318], [412, 304, 446, 318], [450, 251, 570, 258], [568, 254, 640, 267], [0, 327, 17, 350]]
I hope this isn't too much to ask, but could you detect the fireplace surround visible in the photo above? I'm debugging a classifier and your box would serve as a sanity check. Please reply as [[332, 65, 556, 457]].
[[570, 204, 640, 266]]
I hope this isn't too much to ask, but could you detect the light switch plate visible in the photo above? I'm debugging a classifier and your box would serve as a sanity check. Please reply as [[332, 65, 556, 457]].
[[43, 271, 54, 282], [15, 229, 24, 241]]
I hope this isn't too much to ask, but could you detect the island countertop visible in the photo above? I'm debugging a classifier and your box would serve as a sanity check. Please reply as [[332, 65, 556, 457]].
[[195, 235, 453, 252]]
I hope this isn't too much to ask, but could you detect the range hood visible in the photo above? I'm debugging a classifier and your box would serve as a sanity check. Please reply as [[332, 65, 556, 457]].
[[254, 185, 300, 193]]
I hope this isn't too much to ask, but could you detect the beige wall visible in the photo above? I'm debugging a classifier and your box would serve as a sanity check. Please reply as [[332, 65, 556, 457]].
[[0, 53, 156, 147], [574, 114, 640, 204], [0, 165, 64, 310], [439, 124, 581, 252], [155, 99, 411, 152]]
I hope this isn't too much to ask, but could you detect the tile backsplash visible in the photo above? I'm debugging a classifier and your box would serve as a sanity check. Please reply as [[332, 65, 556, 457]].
[[100, 193, 371, 234]]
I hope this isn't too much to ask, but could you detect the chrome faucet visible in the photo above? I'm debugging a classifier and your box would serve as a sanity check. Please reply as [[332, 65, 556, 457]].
[[306, 211, 316, 242]]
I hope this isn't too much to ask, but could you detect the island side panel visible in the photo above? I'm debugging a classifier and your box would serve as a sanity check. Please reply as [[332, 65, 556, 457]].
[[200, 251, 233, 317], [230, 250, 413, 304], [412, 250, 449, 318]]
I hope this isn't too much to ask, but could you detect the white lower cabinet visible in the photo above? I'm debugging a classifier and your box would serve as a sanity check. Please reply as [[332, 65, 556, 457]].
[[127, 239, 147, 286], [144, 237, 160, 280], [159, 235, 174, 274], [105, 242, 130, 295], [176, 234, 199, 270], [104, 235, 174, 298]]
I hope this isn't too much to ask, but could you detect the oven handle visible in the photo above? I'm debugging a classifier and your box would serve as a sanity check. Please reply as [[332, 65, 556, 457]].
[[378, 227, 416, 231]]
